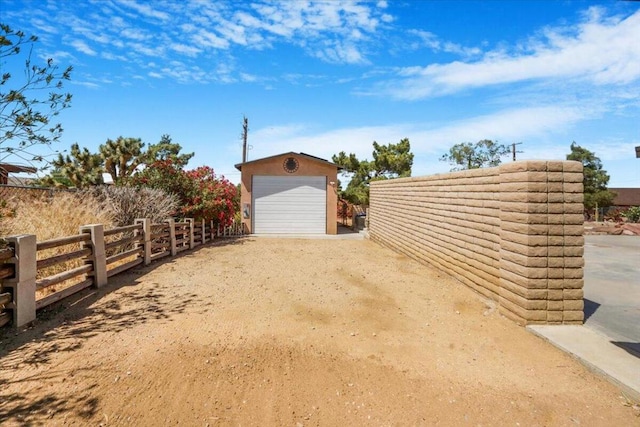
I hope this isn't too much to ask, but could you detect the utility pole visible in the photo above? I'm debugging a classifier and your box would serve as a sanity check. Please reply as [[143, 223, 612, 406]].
[[242, 116, 248, 163], [512, 142, 523, 161]]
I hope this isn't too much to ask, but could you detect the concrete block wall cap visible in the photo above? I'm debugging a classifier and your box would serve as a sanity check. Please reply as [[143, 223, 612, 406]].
[[500, 161, 548, 173], [563, 161, 583, 172]]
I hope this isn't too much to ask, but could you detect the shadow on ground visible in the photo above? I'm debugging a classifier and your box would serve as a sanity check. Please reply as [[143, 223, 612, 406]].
[[0, 236, 246, 424], [612, 341, 640, 359], [583, 298, 600, 322]]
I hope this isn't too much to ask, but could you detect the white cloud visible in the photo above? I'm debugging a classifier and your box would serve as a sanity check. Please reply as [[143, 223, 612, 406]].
[[129, 42, 164, 57], [193, 29, 230, 49], [16, 0, 397, 85], [248, 104, 590, 169], [39, 50, 75, 62], [408, 106, 587, 153], [315, 40, 367, 65], [380, 8, 640, 100], [30, 18, 58, 34], [116, 0, 170, 21], [170, 43, 202, 57], [70, 39, 97, 56], [71, 81, 100, 89], [239, 72, 258, 82], [250, 123, 412, 162], [120, 28, 150, 41]]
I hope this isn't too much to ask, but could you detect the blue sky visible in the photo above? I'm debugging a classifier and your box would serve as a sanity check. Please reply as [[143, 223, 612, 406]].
[[2, 0, 639, 187]]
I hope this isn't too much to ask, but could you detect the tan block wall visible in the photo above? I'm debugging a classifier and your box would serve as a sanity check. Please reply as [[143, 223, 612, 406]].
[[240, 154, 338, 234], [369, 160, 584, 325]]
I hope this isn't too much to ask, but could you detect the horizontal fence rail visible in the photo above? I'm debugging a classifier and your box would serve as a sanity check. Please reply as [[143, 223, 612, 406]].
[[1, 217, 243, 328], [0, 244, 15, 328], [35, 232, 94, 310]]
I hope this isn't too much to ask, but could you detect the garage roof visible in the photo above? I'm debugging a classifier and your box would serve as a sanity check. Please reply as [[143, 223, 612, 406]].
[[234, 152, 342, 171]]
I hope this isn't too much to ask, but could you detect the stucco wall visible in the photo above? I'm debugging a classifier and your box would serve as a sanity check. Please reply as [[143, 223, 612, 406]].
[[239, 154, 338, 234], [369, 160, 584, 325]]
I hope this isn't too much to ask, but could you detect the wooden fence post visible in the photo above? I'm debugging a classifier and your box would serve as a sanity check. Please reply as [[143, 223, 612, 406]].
[[81, 224, 107, 288], [201, 219, 206, 244], [135, 218, 151, 265], [187, 218, 195, 249], [5, 234, 37, 327], [167, 219, 177, 256]]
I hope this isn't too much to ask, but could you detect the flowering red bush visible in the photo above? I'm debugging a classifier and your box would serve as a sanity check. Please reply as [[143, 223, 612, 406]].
[[131, 160, 237, 226]]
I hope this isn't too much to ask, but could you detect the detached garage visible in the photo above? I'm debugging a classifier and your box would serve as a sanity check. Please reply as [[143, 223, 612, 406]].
[[235, 152, 340, 235]]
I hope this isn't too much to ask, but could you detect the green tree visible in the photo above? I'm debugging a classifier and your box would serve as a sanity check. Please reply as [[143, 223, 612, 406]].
[[0, 24, 72, 164], [46, 143, 104, 188], [32, 166, 74, 188], [100, 136, 145, 185], [440, 139, 510, 171], [566, 141, 615, 212], [332, 138, 413, 205], [42, 134, 193, 187], [142, 134, 193, 168]]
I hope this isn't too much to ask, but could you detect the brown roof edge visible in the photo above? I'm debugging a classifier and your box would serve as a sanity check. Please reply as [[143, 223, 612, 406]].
[[0, 163, 38, 174], [234, 152, 342, 171]]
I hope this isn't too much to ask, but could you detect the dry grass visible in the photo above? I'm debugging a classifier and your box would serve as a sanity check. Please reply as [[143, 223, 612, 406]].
[[1, 192, 115, 297], [2, 192, 113, 241], [1, 187, 177, 302]]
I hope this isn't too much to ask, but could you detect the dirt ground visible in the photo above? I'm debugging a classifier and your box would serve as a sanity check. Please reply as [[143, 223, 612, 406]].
[[1, 236, 638, 426]]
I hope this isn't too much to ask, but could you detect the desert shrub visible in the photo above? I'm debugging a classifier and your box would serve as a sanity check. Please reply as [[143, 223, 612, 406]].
[[623, 206, 640, 223], [85, 186, 178, 226]]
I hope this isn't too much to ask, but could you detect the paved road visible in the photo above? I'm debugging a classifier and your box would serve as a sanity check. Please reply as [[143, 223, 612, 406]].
[[583, 235, 640, 355]]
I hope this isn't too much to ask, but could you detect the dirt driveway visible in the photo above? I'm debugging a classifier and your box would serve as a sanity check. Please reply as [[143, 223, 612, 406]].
[[1, 237, 638, 426]]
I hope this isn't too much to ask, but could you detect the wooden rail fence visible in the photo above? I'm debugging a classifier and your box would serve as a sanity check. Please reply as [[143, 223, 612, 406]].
[[0, 218, 244, 329]]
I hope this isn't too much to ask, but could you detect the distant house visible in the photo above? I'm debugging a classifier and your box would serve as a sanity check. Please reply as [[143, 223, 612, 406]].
[[0, 163, 37, 185], [610, 188, 640, 208]]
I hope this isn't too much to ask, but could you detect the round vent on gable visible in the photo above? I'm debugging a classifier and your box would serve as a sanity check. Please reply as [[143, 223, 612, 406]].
[[283, 157, 299, 173]]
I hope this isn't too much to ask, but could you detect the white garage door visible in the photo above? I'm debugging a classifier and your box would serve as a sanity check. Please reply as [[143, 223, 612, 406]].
[[253, 175, 326, 234]]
